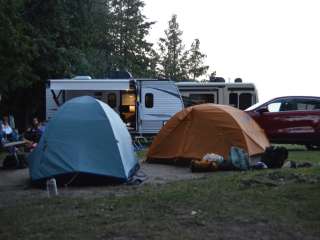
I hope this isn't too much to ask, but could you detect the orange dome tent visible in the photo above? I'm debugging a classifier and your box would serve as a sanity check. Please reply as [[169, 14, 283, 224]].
[[147, 104, 270, 164]]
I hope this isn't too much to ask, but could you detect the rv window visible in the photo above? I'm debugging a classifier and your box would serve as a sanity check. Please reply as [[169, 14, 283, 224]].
[[189, 94, 215, 105], [107, 93, 117, 108], [145, 93, 154, 108], [122, 93, 135, 106], [239, 93, 252, 110], [229, 93, 238, 108], [182, 96, 194, 107]]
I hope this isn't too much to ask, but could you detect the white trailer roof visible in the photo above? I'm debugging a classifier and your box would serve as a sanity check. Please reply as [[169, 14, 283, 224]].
[[48, 79, 131, 91], [176, 82, 255, 87]]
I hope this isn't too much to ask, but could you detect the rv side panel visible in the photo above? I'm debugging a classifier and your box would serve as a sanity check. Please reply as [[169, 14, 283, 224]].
[[46, 89, 63, 121], [138, 80, 184, 134]]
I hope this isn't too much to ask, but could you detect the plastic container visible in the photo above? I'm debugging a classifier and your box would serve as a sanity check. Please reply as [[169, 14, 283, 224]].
[[46, 178, 58, 197]]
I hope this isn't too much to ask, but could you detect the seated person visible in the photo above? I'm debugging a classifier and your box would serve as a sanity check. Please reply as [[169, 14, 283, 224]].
[[1, 115, 21, 164], [24, 117, 44, 150], [1, 115, 18, 143], [0, 123, 3, 145]]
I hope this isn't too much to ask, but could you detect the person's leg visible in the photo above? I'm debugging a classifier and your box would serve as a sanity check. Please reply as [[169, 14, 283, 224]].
[[14, 148, 20, 168], [10, 146, 20, 168]]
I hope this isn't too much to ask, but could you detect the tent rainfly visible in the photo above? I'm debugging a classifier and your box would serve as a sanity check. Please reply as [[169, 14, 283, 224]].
[[28, 96, 138, 185], [147, 104, 270, 164]]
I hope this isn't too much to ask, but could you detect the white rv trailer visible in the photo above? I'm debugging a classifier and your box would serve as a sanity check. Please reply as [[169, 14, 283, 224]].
[[176, 81, 258, 110], [46, 78, 184, 135]]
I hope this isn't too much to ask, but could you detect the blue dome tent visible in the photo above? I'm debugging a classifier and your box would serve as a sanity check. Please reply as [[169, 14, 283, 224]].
[[28, 96, 139, 185]]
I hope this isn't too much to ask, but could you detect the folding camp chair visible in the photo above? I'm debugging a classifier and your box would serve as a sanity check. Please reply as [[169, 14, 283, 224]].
[[1, 132, 27, 169]]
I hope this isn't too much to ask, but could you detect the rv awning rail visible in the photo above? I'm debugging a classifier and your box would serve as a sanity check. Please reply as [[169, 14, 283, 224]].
[[48, 79, 131, 91]]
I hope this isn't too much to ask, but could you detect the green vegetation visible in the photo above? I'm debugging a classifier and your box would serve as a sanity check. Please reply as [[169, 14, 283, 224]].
[[279, 144, 320, 164], [157, 15, 209, 81], [187, 39, 210, 81], [135, 148, 148, 160], [0, 148, 319, 239], [288, 150, 320, 164]]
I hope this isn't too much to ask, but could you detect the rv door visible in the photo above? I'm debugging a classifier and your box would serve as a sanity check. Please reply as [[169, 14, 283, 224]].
[[138, 80, 183, 134]]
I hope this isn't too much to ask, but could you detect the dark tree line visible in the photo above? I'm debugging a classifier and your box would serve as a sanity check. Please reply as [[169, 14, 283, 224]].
[[0, 0, 210, 128]]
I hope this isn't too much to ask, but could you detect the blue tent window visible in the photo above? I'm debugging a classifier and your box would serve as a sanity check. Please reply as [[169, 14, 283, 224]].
[[108, 93, 117, 108], [145, 93, 153, 108]]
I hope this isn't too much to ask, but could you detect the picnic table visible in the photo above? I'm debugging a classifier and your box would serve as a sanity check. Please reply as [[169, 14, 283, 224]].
[[2, 140, 28, 148], [1, 140, 29, 169]]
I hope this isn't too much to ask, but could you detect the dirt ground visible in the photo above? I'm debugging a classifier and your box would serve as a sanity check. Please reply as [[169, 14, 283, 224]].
[[0, 156, 209, 207]]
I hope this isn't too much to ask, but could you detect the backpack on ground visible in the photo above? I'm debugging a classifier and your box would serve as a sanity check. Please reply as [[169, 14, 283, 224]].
[[262, 146, 288, 168]]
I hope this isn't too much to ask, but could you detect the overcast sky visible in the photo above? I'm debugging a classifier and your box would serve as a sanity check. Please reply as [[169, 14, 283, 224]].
[[143, 0, 320, 102]]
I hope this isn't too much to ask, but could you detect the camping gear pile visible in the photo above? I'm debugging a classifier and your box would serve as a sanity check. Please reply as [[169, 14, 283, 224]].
[[261, 146, 288, 168], [190, 153, 223, 172], [191, 146, 289, 172]]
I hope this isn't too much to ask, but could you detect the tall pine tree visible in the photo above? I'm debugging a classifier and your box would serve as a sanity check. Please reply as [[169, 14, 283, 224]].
[[187, 39, 209, 80], [105, 0, 155, 77], [158, 14, 188, 81]]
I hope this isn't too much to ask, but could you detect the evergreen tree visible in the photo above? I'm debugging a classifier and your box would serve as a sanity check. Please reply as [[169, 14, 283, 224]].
[[23, 0, 109, 79], [0, 0, 37, 94], [187, 39, 209, 80], [0, 0, 110, 122], [158, 14, 188, 81], [145, 48, 160, 78], [106, 0, 155, 77]]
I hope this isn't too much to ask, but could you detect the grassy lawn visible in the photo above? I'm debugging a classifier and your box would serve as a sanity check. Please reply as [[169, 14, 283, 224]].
[[0, 147, 319, 239], [285, 145, 320, 164]]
